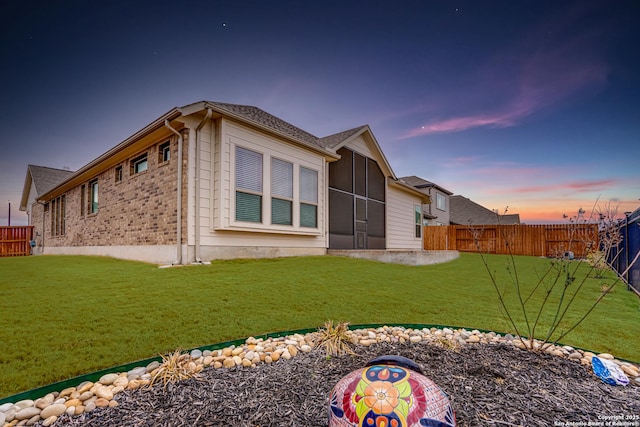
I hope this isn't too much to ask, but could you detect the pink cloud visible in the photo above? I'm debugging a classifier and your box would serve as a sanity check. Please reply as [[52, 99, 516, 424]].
[[398, 24, 609, 140], [401, 112, 519, 138], [513, 179, 619, 194]]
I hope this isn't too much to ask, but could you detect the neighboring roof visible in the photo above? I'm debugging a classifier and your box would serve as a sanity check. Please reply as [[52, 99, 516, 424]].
[[388, 180, 432, 204], [399, 175, 453, 195], [449, 195, 520, 225], [19, 165, 74, 210]]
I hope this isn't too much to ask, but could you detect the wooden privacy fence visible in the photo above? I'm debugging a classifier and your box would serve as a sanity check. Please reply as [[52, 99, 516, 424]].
[[0, 226, 34, 257], [424, 224, 599, 258]]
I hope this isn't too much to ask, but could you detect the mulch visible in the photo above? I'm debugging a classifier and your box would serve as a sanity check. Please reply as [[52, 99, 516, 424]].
[[49, 342, 640, 427]]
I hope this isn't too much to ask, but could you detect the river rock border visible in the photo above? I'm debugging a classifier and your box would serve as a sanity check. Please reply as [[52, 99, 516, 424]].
[[1, 326, 639, 426]]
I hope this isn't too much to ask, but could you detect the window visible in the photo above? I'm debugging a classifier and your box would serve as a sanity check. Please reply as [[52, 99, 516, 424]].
[[115, 165, 123, 183], [130, 153, 148, 175], [436, 193, 446, 211], [271, 158, 293, 225], [50, 195, 65, 236], [90, 179, 99, 214], [415, 205, 422, 238], [300, 167, 318, 228], [50, 198, 55, 235], [235, 146, 263, 223], [80, 184, 85, 217], [159, 141, 170, 163]]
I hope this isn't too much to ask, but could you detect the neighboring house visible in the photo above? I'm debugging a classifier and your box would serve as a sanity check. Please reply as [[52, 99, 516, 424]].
[[19, 101, 430, 264], [449, 195, 520, 225], [400, 176, 453, 226], [19, 165, 75, 253]]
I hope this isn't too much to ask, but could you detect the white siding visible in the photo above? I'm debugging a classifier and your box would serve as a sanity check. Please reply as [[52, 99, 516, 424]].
[[344, 135, 374, 158], [198, 118, 326, 252], [27, 180, 38, 224], [386, 185, 423, 250]]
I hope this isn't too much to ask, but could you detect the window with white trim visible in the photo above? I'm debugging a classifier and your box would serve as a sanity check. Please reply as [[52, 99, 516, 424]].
[[300, 167, 318, 228], [271, 158, 293, 225], [415, 205, 422, 238], [436, 193, 446, 211], [235, 146, 263, 223]]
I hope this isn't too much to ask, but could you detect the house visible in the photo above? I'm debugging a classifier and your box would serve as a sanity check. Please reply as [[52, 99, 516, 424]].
[[400, 176, 453, 226], [19, 165, 75, 250], [20, 101, 431, 264], [449, 195, 520, 225]]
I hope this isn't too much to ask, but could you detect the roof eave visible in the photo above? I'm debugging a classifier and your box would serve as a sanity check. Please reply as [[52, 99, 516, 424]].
[[202, 101, 339, 161], [389, 179, 432, 204], [19, 167, 33, 211], [38, 108, 183, 202]]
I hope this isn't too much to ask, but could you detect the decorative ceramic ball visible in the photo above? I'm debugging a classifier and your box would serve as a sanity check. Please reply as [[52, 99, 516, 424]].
[[328, 355, 455, 427]]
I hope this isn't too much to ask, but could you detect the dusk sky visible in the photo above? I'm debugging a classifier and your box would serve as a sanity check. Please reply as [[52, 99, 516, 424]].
[[1, 0, 639, 225]]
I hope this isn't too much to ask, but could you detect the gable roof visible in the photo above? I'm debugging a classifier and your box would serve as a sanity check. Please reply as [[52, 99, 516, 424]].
[[450, 195, 520, 225], [399, 175, 453, 195], [20, 165, 74, 210], [198, 102, 323, 150], [317, 126, 369, 150], [32, 101, 427, 203]]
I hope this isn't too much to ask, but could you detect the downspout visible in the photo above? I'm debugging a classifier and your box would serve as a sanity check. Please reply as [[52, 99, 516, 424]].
[[194, 108, 212, 263], [165, 120, 183, 265]]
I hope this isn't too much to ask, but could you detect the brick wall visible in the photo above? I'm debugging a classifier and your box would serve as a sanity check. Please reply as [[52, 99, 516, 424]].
[[39, 130, 189, 248]]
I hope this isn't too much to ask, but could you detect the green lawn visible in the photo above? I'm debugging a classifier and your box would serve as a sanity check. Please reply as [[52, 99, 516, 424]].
[[0, 253, 638, 398]]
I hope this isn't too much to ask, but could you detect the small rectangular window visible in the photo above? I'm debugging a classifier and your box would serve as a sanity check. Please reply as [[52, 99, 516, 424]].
[[115, 165, 123, 183], [130, 153, 148, 175], [436, 193, 446, 211], [415, 205, 422, 238], [159, 141, 170, 163], [90, 179, 99, 214]]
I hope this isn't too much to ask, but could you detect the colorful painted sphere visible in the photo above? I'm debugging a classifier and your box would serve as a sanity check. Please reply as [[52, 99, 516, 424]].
[[328, 355, 455, 427]]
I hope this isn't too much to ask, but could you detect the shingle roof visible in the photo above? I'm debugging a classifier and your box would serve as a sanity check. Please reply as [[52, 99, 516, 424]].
[[205, 102, 370, 153], [317, 126, 367, 149], [399, 175, 453, 195], [206, 102, 322, 148], [400, 175, 434, 188], [449, 195, 520, 225], [28, 165, 74, 196]]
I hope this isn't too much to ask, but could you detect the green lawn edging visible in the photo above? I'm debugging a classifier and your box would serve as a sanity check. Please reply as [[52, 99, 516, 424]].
[[1, 323, 634, 406]]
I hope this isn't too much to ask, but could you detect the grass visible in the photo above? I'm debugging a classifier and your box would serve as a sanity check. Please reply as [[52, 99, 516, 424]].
[[0, 253, 638, 398]]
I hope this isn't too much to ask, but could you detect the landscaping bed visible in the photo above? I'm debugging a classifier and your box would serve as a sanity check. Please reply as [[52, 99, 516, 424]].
[[2, 326, 639, 427]]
